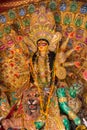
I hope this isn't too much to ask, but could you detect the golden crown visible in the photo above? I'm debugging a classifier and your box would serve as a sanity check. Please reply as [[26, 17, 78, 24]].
[[29, 6, 57, 45]]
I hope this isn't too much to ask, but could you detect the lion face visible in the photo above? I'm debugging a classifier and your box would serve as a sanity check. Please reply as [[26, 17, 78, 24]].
[[22, 85, 40, 119]]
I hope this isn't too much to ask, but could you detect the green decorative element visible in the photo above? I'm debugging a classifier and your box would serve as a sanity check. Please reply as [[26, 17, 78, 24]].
[[74, 117, 81, 125], [56, 88, 70, 114], [11, 92, 17, 105], [11, 92, 17, 101], [54, 14, 61, 23], [85, 22, 87, 29], [56, 88, 66, 98], [4, 26, 11, 34], [0, 31, 3, 38], [75, 18, 83, 27], [59, 103, 70, 114], [70, 2, 77, 12], [22, 19, 30, 26], [63, 118, 70, 130], [56, 87, 81, 128], [34, 121, 45, 130], [28, 4, 35, 13], [69, 87, 76, 98], [72, 83, 82, 95], [0, 99, 6, 106], [64, 16, 71, 25], [8, 10, 16, 19], [49, 0, 57, 11]]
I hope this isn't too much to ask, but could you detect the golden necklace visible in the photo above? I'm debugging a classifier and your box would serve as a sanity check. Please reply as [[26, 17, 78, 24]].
[[30, 54, 55, 120]]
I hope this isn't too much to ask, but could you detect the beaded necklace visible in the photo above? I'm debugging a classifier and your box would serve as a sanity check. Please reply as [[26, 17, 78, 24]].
[[30, 52, 56, 120], [34, 52, 51, 88]]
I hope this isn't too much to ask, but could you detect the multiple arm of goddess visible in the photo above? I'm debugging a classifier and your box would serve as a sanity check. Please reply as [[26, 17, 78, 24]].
[[54, 33, 75, 80]]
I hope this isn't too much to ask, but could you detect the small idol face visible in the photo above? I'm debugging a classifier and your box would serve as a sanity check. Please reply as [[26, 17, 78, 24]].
[[37, 40, 48, 52]]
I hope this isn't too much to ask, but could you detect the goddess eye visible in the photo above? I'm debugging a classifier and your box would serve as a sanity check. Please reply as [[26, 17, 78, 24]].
[[27, 94, 30, 97], [35, 94, 40, 97]]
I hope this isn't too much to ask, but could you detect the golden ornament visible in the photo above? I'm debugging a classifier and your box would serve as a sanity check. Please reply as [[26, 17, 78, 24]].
[[55, 66, 67, 80]]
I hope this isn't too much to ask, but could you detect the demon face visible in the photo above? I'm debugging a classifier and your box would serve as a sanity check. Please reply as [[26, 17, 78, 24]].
[[22, 85, 40, 119]]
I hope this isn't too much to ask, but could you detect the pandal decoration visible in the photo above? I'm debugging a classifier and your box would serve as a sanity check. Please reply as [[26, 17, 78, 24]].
[[0, 0, 87, 130]]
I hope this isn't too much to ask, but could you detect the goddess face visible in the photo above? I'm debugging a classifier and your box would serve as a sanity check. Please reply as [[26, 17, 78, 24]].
[[37, 39, 49, 52], [22, 85, 40, 119]]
